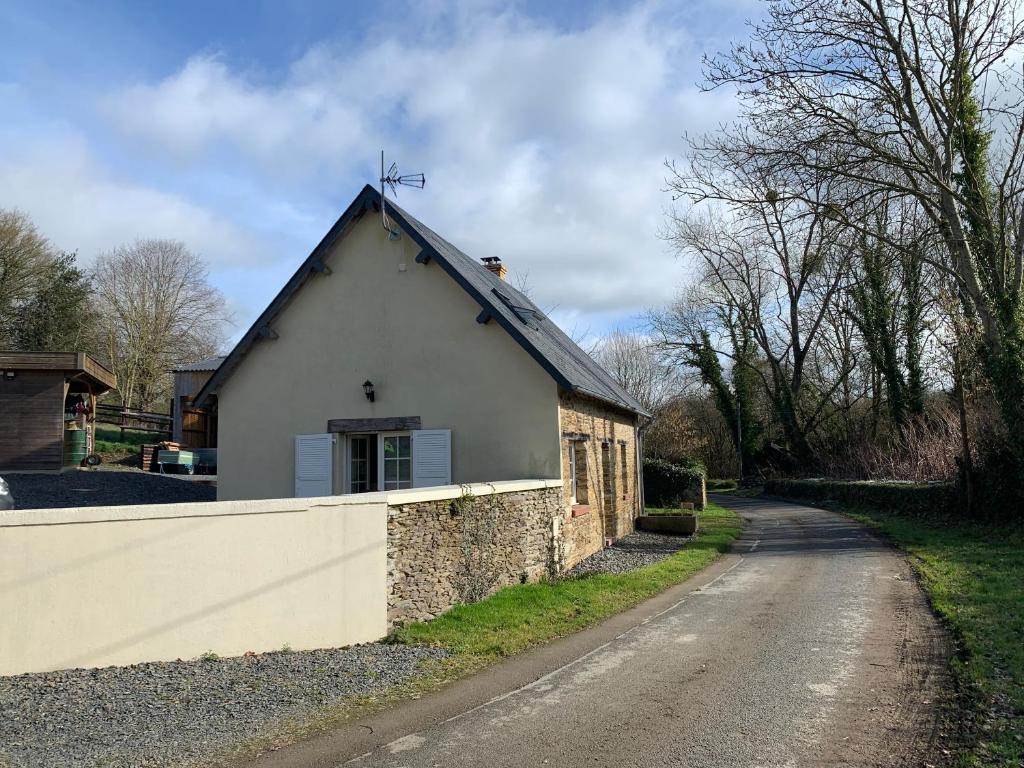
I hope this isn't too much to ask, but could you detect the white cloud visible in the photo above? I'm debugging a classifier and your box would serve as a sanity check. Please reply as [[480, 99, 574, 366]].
[[0, 134, 270, 270], [95, 4, 739, 332], [108, 56, 369, 172]]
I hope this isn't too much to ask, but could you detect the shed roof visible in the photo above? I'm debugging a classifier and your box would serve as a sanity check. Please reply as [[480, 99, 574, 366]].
[[173, 356, 225, 373], [195, 186, 647, 416], [0, 351, 117, 392]]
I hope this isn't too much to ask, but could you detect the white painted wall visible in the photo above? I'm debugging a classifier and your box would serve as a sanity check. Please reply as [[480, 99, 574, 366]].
[[0, 496, 387, 675], [216, 211, 561, 501], [0, 480, 562, 675]]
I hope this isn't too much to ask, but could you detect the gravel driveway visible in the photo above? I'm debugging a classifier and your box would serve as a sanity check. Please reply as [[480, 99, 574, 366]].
[[3, 470, 215, 510], [566, 530, 689, 577], [0, 645, 448, 768]]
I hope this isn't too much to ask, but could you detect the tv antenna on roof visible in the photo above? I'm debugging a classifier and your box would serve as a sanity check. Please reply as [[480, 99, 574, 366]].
[[379, 150, 426, 239]]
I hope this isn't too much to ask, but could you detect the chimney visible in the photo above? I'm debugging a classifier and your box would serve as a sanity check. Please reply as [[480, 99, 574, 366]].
[[481, 256, 508, 280]]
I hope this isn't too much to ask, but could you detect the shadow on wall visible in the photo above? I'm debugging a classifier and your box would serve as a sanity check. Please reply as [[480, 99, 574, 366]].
[[0, 498, 388, 675], [54, 541, 380, 671]]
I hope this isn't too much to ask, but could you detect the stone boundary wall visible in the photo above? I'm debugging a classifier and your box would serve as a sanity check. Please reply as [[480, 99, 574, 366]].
[[0, 496, 387, 676], [1, 480, 571, 673], [386, 480, 564, 626]]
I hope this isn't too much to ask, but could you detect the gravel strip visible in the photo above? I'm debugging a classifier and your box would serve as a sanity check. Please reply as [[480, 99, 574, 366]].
[[3, 470, 216, 510], [567, 530, 690, 577], [0, 644, 447, 768]]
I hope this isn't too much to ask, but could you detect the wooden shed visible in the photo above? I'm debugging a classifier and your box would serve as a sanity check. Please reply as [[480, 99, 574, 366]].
[[171, 356, 222, 449], [0, 352, 117, 472]]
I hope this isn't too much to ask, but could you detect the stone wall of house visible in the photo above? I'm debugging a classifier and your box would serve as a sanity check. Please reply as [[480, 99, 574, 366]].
[[563, 506, 604, 571], [387, 484, 563, 626], [558, 392, 641, 545]]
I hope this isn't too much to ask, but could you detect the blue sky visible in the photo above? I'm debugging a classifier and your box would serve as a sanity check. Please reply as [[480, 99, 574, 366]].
[[0, 0, 755, 345]]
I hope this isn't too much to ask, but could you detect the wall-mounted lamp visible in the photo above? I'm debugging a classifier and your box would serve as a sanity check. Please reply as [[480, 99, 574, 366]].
[[362, 380, 375, 402], [3, 371, 14, 380]]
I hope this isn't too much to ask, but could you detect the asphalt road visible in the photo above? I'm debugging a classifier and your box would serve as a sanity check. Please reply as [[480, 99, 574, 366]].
[[249, 496, 950, 768]]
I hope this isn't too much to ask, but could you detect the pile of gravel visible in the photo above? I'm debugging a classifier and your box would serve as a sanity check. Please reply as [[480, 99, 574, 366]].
[[3, 470, 216, 510], [568, 530, 689, 578], [0, 644, 447, 768]]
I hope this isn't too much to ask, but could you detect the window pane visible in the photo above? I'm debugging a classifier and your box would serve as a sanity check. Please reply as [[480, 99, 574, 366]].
[[398, 436, 411, 458], [383, 437, 397, 458], [384, 461, 398, 481], [398, 458, 411, 483]]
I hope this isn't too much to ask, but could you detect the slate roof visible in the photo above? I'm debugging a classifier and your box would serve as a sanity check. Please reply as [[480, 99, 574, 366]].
[[173, 356, 225, 373], [195, 185, 647, 416]]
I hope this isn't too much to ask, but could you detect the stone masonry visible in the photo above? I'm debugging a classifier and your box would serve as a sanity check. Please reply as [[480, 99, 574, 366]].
[[387, 486, 563, 626], [559, 391, 641, 568]]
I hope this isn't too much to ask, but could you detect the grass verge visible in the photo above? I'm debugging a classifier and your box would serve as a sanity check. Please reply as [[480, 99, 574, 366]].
[[394, 502, 741, 661], [836, 506, 1022, 767], [221, 503, 742, 765]]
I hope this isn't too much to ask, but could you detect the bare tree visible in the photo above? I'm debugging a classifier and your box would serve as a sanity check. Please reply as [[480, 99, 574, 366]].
[[93, 240, 230, 411], [698, 0, 1024, 466], [661, 163, 856, 462], [593, 330, 674, 412]]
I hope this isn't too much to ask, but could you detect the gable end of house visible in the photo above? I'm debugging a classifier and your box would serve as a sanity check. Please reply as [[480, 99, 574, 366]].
[[195, 185, 647, 417]]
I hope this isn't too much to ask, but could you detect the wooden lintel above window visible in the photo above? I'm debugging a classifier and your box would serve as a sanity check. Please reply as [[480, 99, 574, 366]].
[[328, 416, 422, 433], [562, 431, 590, 441]]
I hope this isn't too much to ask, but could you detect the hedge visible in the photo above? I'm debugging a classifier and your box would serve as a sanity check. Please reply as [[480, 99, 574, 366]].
[[643, 457, 705, 508], [763, 478, 958, 518]]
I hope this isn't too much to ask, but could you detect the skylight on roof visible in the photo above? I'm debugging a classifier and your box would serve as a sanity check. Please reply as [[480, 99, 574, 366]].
[[492, 289, 544, 327]]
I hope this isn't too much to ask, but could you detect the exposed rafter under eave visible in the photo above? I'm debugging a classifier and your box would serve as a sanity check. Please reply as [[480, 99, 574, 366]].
[[194, 184, 647, 417], [193, 189, 374, 408]]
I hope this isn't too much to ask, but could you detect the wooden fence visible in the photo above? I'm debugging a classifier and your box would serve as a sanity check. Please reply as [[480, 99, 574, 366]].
[[95, 404, 172, 438]]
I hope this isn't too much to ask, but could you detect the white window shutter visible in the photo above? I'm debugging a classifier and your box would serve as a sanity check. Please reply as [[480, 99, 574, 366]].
[[294, 433, 334, 497], [412, 429, 451, 488]]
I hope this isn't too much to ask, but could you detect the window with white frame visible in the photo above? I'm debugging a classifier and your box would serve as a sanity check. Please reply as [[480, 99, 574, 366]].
[[382, 433, 413, 490]]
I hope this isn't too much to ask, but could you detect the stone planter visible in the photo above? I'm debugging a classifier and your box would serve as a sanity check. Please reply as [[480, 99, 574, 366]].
[[682, 477, 707, 510], [636, 513, 698, 536]]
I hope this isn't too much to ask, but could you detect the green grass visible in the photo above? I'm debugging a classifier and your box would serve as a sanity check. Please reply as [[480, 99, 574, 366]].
[[844, 508, 1023, 766], [94, 426, 159, 456], [209, 504, 743, 765], [645, 506, 697, 515], [395, 503, 741, 661]]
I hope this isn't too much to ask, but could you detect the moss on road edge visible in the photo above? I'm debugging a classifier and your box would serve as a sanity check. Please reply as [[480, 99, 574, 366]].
[[838, 507, 1023, 768]]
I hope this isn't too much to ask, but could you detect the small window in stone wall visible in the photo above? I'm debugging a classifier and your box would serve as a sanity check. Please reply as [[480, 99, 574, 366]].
[[569, 441, 589, 505], [620, 443, 629, 500], [602, 442, 614, 508]]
